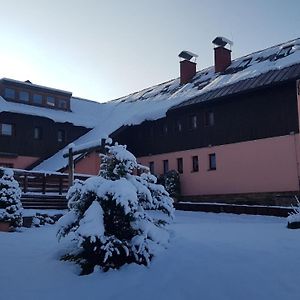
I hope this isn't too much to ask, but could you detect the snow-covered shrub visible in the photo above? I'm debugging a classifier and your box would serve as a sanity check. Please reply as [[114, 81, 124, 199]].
[[32, 213, 62, 227], [0, 168, 23, 228], [287, 196, 300, 229], [157, 170, 181, 200], [57, 142, 174, 274]]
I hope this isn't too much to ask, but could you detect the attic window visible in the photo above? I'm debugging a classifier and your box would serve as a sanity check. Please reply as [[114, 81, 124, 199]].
[[275, 46, 293, 59], [237, 58, 252, 69]]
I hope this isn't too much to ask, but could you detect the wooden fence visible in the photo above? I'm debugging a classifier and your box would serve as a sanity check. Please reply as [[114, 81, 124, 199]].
[[0, 168, 90, 195]]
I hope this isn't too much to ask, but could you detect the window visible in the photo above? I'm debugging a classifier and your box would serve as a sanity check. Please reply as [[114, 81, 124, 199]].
[[163, 160, 169, 174], [177, 158, 183, 174], [276, 46, 293, 59], [192, 156, 199, 172], [209, 153, 216, 170], [57, 129, 65, 143], [34, 127, 42, 140], [149, 161, 154, 174], [4, 88, 15, 99], [33, 94, 43, 105], [58, 99, 67, 109], [46, 96, 55, 106], [205, 111, 214, 126], [163, 124, 168, 135], [19, 91, 29, 102], [0, 123, 13, 136], [237, 58, 252, 69], [189, 115, 197, 129], [176, 120, 182, 132]]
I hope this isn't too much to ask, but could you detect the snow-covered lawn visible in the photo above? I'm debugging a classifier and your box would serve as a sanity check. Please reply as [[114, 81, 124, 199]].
[[1, 211, 300, 300]]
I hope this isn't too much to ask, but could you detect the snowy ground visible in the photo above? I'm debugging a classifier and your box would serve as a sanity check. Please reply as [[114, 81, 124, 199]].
[[1, 211, 300, 300]]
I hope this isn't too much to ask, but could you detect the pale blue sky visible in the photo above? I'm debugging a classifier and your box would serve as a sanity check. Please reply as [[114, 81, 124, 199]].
[[0, 0, 299, 102]]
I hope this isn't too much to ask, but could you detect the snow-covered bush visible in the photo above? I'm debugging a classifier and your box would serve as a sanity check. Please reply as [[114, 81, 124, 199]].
[[57, 142, 174, 274], [287, 196, 300, 229], [0, 168, 23, 228], [32, 213, 61, 227], [158, 170, 181, 200]]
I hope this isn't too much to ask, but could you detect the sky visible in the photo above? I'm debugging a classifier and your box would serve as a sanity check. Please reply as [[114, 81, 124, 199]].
[[0, 0, 299, 102]]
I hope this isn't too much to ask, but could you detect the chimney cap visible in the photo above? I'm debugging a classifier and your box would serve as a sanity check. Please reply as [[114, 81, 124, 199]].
[[212, 36, 233, 48], [178, 50, 198, 61]]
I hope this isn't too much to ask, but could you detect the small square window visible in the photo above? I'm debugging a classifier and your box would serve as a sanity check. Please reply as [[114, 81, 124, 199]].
[[163, 160, 169, 174], [57, 129, 65, 143], [19, 91, 29, 102], [34, 127, 42, 140], [192, 156, 199, 172], [4, 88, 15, 99], [33, 94, 43, 105], [209, 153, 216, 170], [0, 123, 13, 136], [46, 96, 56, 106], [149, 161, 154, 174], [177, 158, 183, 174]]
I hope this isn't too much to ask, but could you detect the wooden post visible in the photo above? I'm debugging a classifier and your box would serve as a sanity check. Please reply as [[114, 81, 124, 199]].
[[42, 174, 46, 194], [68, 147, 74, 188]]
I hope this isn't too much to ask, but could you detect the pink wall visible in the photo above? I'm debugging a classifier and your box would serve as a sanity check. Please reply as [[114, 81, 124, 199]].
[[0, 155, 39, 169], [138, 134, 300, 196], [74, 152, 100, 175]]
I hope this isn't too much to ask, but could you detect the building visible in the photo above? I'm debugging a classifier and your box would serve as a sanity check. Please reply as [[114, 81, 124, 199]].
[[1, 37, 300, 203]]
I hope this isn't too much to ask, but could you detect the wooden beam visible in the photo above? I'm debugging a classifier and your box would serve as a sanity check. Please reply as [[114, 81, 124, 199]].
[[68, 147, 74, 187]]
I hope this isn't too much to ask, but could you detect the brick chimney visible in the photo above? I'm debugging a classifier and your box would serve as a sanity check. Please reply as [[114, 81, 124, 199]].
[[180, 60, 196, 84], [212, 36, 233, 73], [178, 50, 198, 85]]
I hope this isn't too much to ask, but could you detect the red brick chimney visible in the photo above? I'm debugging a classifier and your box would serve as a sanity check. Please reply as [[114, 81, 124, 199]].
[[212, 36, 233, 73], [214, 46, 231, 73], [180, 60, 196, 84], [178, 50, 198, 85]]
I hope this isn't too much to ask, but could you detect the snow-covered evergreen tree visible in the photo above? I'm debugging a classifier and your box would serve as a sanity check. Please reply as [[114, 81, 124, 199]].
[[0, 168, 23, 228], [57, 142, 174, 274], [164, 170, 181, 199]]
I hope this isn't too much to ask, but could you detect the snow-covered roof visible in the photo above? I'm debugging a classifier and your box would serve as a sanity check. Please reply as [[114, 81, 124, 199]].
[[18, 37, 300, 172]]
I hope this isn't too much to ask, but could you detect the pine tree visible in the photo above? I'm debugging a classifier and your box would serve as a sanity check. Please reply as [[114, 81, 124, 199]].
[[57, 142, 174, 274], [0, 169, 23, 228]]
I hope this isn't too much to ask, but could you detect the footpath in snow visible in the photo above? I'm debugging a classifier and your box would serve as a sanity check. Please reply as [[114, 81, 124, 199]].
[[0, 211, 300, 300]]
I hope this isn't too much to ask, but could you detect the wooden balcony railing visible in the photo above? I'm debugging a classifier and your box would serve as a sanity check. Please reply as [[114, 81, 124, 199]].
[[0, 168, 90, 195]]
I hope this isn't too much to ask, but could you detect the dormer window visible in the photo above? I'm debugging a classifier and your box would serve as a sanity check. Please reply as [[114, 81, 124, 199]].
[[237, 58, 252, 69], [0, 78, 72, 111], [33, 94, 43, 105], [4, 88, 15, 100], [46, 96, 55, 106], [19, 91, 29, 102], [275, 46, 293, 60]]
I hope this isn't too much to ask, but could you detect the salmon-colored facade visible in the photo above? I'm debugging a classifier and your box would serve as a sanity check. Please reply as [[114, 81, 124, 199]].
[[0, 155, 39, 169], [74, 152, 100, 175], [137, 134, 300, 196]]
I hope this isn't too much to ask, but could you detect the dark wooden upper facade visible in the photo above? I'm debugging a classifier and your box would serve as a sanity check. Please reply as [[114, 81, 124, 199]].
[[0, 112, 90, 160], [114, 81, 299, 157], [0, 78, 72, 111]]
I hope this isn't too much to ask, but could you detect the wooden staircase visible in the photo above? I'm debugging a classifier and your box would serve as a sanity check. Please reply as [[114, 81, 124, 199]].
[[21, 194, 68, 210]]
